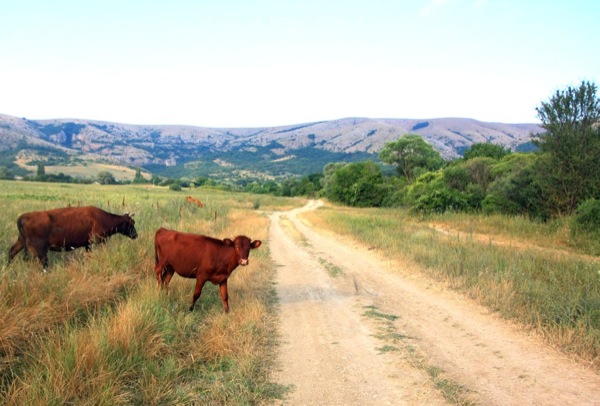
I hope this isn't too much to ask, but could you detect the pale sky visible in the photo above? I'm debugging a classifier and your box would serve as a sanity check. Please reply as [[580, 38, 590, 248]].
[[1, 0, 598, 128]]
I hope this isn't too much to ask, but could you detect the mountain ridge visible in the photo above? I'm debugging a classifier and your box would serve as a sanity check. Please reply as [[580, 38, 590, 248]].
[[0, 113, 543, 179]]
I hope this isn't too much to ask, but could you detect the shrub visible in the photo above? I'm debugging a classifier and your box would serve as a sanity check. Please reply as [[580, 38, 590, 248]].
[[572, 199, 600, 233], [413, 187, 469, 214]]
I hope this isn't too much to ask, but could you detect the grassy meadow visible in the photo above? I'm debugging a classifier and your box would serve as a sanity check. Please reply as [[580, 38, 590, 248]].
[[3, 180, 600, 404], [0, 180, 304, 405], [303, 204, 600, 369], [15, 158, 153, 182]]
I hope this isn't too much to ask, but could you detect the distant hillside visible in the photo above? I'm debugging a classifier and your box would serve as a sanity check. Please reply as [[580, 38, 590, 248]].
[[0, 114, 543, 180]]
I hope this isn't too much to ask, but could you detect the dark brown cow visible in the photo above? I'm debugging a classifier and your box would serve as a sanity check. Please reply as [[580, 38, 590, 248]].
[[8, 206, 138, 270], [154, 227, 261, 312]]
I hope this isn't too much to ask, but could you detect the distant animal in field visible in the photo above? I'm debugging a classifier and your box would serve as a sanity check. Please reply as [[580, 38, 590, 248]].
[[185, 196, 205, 207], [154, 227, 261, 312], [8, 206, 138, 270]]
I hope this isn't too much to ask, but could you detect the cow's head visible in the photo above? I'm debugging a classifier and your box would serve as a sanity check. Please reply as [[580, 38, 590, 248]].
[[119, 212, 138, 239], [224, 235, 262, 266]]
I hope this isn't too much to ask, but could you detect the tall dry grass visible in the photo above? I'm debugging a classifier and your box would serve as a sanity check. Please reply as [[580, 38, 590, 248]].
[[0, 180, 301, 404]]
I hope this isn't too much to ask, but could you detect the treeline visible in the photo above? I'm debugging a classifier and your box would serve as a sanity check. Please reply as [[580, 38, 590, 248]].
[[247, 81, 600, 234]]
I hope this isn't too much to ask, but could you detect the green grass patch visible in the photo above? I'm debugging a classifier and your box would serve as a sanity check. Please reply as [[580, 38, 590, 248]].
[[318, 257, 343, 277], [363, 305, 399, 321]]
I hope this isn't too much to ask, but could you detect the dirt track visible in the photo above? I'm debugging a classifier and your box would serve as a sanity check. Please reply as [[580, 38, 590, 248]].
[[270, 200, 600, 405]]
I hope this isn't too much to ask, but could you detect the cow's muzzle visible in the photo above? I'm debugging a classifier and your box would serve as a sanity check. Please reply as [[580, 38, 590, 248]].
[[239, 259, 249, 266]]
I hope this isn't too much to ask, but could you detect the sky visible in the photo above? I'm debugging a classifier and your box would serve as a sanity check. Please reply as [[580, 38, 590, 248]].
[[1, 0, 599, 128]]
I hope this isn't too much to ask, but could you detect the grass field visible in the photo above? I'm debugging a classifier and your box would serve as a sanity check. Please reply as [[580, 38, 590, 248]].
[[15, 158, 152, 182], [303, 204, 600, 369], [3, 181, 599, 403], [0, 180, 304, 405]]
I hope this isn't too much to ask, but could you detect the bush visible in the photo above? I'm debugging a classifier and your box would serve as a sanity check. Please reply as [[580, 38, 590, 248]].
[[413, 187, 469, 214], [323, 161, 385, 207], [572, 199, 600, 233]]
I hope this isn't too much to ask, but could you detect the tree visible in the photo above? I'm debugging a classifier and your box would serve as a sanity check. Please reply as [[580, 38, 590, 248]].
[[151, 175, 162, 186], [463, 143, 510, 160], [36, 163, 46, 176], [534, 80, 600, 215], [0, 166, 15, 180], [96, 171, 116, 185], [379, 134, 444, 183], [132, 168, 146, 184], [482, 154, 550, 219], [323, 161, 385, 207]]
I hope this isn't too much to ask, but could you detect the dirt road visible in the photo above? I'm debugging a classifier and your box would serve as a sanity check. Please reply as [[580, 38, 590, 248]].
[[270, 200, 600, 405]]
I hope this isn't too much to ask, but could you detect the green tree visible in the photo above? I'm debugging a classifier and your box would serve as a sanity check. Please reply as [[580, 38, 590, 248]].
[[132, 168, 146, 184], [463, 143, 510, 160], [96, 171, 116, 185], [36, 163, 46, 176], [534, 80, 600, 215], [323, 161, 385, 207], [482, 154, 549, 219], [0, 166, 15, 180], [193, 176, 209, 187], [151, 175, 162, 185], [378, 134, 444, 183]]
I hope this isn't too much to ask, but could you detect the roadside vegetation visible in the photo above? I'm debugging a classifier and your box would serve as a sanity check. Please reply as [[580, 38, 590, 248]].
[[302, 204, 600, 368], [0, 181, 304, 404]]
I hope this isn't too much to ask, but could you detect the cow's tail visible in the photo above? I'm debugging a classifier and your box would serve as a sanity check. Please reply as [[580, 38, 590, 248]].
[[154, 231, 161, 266], [154, 232, 168, 284], [8, 216, 26, 263]]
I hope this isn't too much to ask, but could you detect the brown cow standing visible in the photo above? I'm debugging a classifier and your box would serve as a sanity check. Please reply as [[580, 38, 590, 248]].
[[154, 227, 261, 312], [8, 206, 138, 270]]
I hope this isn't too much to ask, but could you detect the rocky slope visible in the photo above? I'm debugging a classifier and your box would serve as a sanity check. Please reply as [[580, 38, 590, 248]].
[[0, 114, 543, 177]]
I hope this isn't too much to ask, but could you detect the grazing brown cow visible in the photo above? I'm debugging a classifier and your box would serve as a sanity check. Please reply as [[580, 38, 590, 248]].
[[185, 196, 205, 207], [154, 227, 261, 312], [8, 206, 138, 270]]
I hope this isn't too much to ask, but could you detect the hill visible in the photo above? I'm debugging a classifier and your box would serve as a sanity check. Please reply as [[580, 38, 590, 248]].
[[0, 114, 543, 180]]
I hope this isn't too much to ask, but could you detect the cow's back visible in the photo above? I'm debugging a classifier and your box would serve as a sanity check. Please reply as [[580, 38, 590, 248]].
[[20, 206, 103, 248], [155, 228, 231, 278], [18, 211, 52, 240]]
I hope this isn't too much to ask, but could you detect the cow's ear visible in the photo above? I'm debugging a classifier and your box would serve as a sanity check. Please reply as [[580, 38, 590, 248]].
[[251, 240, 262, 249], [223, 238, 234, 246]]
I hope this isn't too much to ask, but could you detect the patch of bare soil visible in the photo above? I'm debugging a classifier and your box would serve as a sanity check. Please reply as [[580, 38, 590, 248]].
[[270, 200, 600, 405]]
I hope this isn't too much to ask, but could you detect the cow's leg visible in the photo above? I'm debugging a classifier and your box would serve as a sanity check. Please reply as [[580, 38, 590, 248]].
[[190, 278, 207, 312], [154, 261, 167, 288], [23, 237, 49, 271], [163, 269, 175, 287], [29, 246, 49, 272], [8, 237, 24, 264], [219, 281, 230, 313]]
